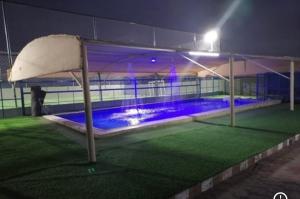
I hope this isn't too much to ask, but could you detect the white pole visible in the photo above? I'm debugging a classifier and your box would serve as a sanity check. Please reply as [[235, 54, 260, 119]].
[[229, 55, 235, 127], [290, 60, 295, 111], [82, 44, 96, 163]]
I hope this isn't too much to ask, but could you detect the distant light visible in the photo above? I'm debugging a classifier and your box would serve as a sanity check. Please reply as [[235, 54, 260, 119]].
[[151, 57, 157, 63], [204, 30, 218, 43], [188, 51, 220, 57]]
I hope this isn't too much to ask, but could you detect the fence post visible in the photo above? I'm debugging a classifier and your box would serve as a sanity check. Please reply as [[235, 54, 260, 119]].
[[134, 78, 138, 102], [1, 1, 17, 108], [97, 72, 103, 101], [152, 27, 156, 47], [82, 44, 96, 163], [170, 78, 173, 100], [92, 16, 98, 40], [199, 78, 202, 97], [212, 76, 214, 96], [229, 55, 235, 127], [290, 60, 295, 111], [0, 81, 4, 118], [19, 82, 25, 115]]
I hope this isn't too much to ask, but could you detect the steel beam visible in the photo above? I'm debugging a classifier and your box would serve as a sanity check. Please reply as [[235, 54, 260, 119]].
[[81, 44, 96, 163], [69, 72, 82, 87], [290, 60, 295, 111], [229, 55, 235, 127], [241, 56, 290, 80], [181, 55, 229, 81]]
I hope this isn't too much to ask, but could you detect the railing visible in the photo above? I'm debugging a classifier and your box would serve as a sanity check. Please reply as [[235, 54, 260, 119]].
[[0, 74, 270, 118], [19, 77, 224, 107]]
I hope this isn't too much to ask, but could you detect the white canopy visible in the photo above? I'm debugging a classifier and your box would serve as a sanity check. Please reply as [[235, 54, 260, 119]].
[[8, 34, 228, 81], [9, 35, 82, 81], [9, 34, 298, 82]]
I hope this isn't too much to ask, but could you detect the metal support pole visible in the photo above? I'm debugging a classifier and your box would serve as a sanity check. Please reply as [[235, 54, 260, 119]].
[[193, 33, 197, 49], [152, 27, 156, 47], [134, 78, 138, 101], [224, 79, 226, 95], [82, 44, 96, 163], [229, 55, 235, 127], [199, 78, 202, 97], [241, 56, 289, 80], [69, 72, 82, 87], [170, 79, 173, 100], [92, 16, 98, 40], [290, 60, 295, 111], [20, 82, 25, 115], [181, 55, 229, 81], [154, 74, 159, 97], [256, 74, 259, 100], [212, 76, 214, 95], [97, 72, 103, 101], [1, 1, 17, 108], [0, 81, 4, 118], [196, 77, 200, 96]]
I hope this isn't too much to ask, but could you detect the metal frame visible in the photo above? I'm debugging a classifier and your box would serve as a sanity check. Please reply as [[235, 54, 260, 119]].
[[290, 60, 295, 111], [1, 1, 18, 109], [0, 81, 4, 118], [240, 56, 290, 80], [81, 44, 96, 163], [97, 72, 103, 101], [69, 72, 82, 87], [229, 55, 235, 127], [239, 55, 296, 111], [180, 55, 229, 81]]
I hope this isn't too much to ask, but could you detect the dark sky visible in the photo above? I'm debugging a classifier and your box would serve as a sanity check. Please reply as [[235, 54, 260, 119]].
[[3, 0, 300, 56]]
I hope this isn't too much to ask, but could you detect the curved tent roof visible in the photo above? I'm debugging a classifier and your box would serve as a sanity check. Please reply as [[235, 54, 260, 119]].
[[8, 34, 299, 82], [8, 34, 228, 81], [9, 35, 82, 81]]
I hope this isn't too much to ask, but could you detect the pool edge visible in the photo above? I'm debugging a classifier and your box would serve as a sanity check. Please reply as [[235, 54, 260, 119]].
[[43, 99, 281, 138]]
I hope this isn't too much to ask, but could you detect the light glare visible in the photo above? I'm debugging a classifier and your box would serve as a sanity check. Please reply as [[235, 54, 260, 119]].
[[204, 30, 218, 43], [188, 51, 220, 57]]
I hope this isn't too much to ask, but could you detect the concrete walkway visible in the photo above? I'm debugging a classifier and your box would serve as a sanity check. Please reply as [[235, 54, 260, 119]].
[[200, 142, 300, 199]]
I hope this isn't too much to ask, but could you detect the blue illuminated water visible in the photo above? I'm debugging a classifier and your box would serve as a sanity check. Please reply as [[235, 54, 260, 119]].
[[58, 98, 259, 130]]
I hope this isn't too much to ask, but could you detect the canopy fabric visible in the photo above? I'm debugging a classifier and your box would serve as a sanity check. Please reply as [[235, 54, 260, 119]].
[[8, 34, 226, 81], [9, 35, 82, 81], [85, 43, 226, 74], [8, 34, 298, 82], [198, 59, 300, 77]]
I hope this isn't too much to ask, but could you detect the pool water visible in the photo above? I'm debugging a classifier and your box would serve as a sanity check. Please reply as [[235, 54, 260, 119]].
[[58, 98, 258, 130]]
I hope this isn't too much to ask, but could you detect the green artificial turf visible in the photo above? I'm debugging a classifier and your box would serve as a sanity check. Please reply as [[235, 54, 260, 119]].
[[0, 104, 300, 199]]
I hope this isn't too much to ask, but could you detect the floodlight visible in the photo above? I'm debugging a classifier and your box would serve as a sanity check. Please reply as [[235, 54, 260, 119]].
[[204, 30, 218, 43]]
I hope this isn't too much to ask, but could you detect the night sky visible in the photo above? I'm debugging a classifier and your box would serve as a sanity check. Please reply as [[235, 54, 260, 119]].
[[3, 0, 300, 56]]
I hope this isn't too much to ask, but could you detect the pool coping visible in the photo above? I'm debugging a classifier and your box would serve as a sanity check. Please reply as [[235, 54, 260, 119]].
[[170, 133, 300, 199], [43, 99, 281, 138]]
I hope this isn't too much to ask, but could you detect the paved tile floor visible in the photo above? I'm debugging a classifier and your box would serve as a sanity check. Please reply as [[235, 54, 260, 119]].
[[200, 142, 300, 199]]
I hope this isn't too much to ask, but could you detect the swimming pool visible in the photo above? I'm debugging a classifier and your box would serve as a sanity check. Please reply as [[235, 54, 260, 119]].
[[58, 98, 259, 131]]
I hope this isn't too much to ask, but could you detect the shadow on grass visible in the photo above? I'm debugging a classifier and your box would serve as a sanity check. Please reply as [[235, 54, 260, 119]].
[[0, 186, 33, 199], [195, 120, 294, 136], [0, 122, 84, 151], [0, 162, 91, 182]]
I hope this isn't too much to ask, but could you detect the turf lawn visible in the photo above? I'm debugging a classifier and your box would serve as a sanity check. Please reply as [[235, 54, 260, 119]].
[[0, 104, 299, 199]]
